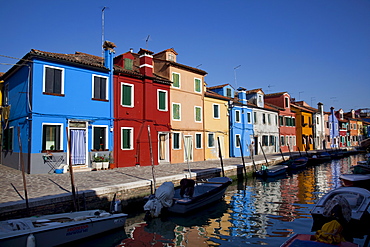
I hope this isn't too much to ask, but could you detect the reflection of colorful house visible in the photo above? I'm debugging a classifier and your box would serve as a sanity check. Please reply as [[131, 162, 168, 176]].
[[290, 101, 315, 151], [113, 48, 171, 167], [1, 42, 115, 174], [246, 88, 279, 155], [329, 107, 340, 148], [265, 92, 296, 152], [204, 89, 230, 160], [153, 49, 207, 164]]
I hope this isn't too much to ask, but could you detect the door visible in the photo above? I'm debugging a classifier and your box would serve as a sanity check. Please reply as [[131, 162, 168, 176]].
[[70, 129, 87, 166], [184, 135, 193, 162], [158, 133, 169, 163], [217, 135, 225, 158]]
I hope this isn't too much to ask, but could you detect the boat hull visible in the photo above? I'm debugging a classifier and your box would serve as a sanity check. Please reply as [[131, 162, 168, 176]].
[[167, 177, 232, 214], [339, 174, 370, 190], [0, 210, 127, 247], [281, 234, 358, 247], [255, 165, 288, 177]]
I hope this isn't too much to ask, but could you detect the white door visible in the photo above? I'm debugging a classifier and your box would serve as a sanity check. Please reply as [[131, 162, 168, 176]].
[[184, 135, 193, 162], [158, 133, 169, 163]]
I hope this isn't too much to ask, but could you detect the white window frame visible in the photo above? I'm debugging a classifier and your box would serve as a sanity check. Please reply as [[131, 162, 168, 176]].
[[43, 65, 65, 94], [121, 127, 134, 150], [208, 133, 215, 148], [92, 74, 109, 100], [172, 103, 181, 121], [235, 134, 241, 148], [172, 72, 181, 88], [172, 132, 181, 150], [194, 78, 202, 93], [247, 112, 251, 123], [42, 123, 64, 151], [121, 82, 134, 108], [92, 125, 108, 150], [213, 104, 220, 119], [194, 106, 202, 123], [157, 89, 168, 111], [235, 110, 241, 123]]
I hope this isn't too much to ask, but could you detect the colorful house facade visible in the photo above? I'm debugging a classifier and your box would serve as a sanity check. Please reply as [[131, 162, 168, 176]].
[[264, 92, 296, 152], [112, 48, 171, 168], [291, 101, 315, 151], [329, 107, 340, 148], [1, 42, 115, 174]]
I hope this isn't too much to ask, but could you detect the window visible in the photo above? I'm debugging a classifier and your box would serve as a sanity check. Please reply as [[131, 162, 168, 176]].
[[194, 78, 201, 93], [121, 127, 133, 150], [172, 72, 180, 88], [4, 84, 9, 105], [173, 133, 180, 149], [354, 124, 357, 130], [42, 124, 62, 151], [226, 88, 232, 98], [292, 117, 296, 126], [279, 116, 284, 126], [3, 127, 13, 150], [208, 133, 215, 148], [317, 117, 320, 125], [270, 136, 275, 146], [92, 126, 107, 150], [124, 58, 133, 70], [213, 104, 220, 119], [121, 83, 134, 107], [235, 134, 241, 148], [195, 106, 202, 122], [195, 133, 202, 149], [268, 114, 271, 124], [235, 110, 241, 123], [262, 113, 266, 124], [158, 90, 168, 111], [262, 135, 268, 146], [285, 97, 289, 108], [286, 136, 289, 146], [168, 53, 174, 61], [254, 112, 257, 123], [92, 75, 108, 100], [44, 65, 64, 95], [247, 112, 251, 123], [172, 103, 181, 121], [281, 136, 285, 146]]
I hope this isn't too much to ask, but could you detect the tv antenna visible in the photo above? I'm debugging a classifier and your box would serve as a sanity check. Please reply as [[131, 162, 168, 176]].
[[298, 91, 304, 100], [234, 65, 241, 88], [267, 84, 274, 93], [101, 6, 107, 57], [145, 35, 150, 49]]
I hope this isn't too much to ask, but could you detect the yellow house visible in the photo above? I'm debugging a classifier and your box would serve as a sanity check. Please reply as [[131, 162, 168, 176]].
[[154, 49, 207, 164], [204, 90, 230, 160], [291, 102, 315, 151]]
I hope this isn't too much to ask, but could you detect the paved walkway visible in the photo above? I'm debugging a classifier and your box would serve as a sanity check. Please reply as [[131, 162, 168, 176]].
[[0, 153, 291, 207]]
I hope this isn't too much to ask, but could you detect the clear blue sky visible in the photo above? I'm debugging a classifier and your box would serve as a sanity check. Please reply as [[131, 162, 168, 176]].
[[1, 0, 369, 112]]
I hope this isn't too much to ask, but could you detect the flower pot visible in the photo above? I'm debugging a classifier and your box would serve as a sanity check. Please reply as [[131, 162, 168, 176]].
[[92, 162, 103, 170], [102, 162, 109, 170]]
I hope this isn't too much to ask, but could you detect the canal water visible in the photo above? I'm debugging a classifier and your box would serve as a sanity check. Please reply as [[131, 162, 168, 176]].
[[69, 154, 368, 247]]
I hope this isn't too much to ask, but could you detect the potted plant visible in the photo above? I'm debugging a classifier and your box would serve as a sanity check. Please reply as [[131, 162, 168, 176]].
[[92, 155, 106, 170]]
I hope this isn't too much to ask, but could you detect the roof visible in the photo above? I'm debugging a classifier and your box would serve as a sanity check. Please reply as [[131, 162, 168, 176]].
[[265, 92, 289, 98], [205, 90, 232, 101], [265, 102, 285, 111], [290, 103, 317, 113], [207, 84, 233, 90], [245, 88, 264, 94]]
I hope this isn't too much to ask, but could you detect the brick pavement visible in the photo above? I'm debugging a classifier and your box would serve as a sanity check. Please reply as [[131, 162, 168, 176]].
[[0, 153, 288, 214]]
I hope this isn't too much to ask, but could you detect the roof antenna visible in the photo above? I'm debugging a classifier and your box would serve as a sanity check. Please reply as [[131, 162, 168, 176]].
[[146, 35, 150, 49], [267, 84, 274, 93], [101, 6, 107, 57]]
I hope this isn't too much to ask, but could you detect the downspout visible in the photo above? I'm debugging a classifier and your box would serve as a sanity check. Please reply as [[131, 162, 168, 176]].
[[27, 63, 33, 174]]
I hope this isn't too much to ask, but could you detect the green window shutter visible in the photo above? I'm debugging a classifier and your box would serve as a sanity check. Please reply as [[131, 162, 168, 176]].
[[195, 79, 201, 92], [172, 73, 179, 88], [173, 133, 180, 149], [195, 107, 201, 122], [122, 129, 131, 149], [196, 134, 201, 149], [236, 111, 240, 122], [173, 104, 180, 120], [121, 84, 132, 106], [124, 58, 133, 70], [158, 91, 166, 110]]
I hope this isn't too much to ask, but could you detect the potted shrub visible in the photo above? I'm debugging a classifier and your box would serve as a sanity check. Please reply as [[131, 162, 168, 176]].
[[92, 155, 106, 170]]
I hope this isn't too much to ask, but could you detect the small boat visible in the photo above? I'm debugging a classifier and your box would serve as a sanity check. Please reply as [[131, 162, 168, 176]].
[[144, 177, 232, 216], [255, 164, 288, 177], [311, 187, 370, 239], [280, 156, 308, 170], [168, 177, 232, 214], [307, 152, 331, 165], [330, 150, 345, 159], [0, 209, 127, 247], [339, 174, 370, 189], [280, 234, 358, 247]]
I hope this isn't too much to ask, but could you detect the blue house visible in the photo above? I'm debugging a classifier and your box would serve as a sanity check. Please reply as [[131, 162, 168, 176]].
[[329, 107, 340, 148], [1, 41, 115, 174], [208, 84, 254, 157]]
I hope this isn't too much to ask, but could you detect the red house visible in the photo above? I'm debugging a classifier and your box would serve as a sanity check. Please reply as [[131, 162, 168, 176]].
[[113, 48, 171, 167], [265, 92, 297, 152]]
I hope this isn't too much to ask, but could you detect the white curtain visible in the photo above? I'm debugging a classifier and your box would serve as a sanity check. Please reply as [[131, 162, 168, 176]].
[[71, 129, 86, 165]]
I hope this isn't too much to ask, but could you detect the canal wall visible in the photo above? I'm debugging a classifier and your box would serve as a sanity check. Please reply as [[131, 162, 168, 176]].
[[0, 156, 285, 220]]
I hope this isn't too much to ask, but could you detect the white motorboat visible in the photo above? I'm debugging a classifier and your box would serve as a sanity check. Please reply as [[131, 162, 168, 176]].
[[0, 209, 127, 247], [311, 187, 370, 239]]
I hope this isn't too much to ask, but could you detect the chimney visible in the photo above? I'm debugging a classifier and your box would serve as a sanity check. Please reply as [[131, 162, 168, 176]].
[[237, 88, 247, 104], [138, 48, 154, 77], [103, 41, 116, 71], [317, 102, 323, 113]]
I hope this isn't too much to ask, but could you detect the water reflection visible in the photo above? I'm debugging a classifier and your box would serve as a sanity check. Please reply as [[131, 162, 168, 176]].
[[115, 154, 366, 246]]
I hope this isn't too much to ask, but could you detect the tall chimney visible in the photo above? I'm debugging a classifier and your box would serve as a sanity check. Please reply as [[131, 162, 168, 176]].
[[138, 48, 154, 77], [103, 40, 116, 71]]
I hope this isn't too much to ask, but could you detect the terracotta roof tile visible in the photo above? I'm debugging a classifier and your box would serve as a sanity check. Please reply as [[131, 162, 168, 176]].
[[207, 84, 232, 90]]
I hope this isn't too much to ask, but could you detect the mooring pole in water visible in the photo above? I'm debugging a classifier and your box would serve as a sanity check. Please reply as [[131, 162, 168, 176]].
[[66, 127, 78, 211], [287, 143, 292, 159], [17, 127, 29, 214], [279, 147, 286, 161], [297, 146, 302, 157], [147, 126, 156, 194], [239, 138, 247, 177], [217, 136, 225, 177], [259, 142, 269, 166]]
